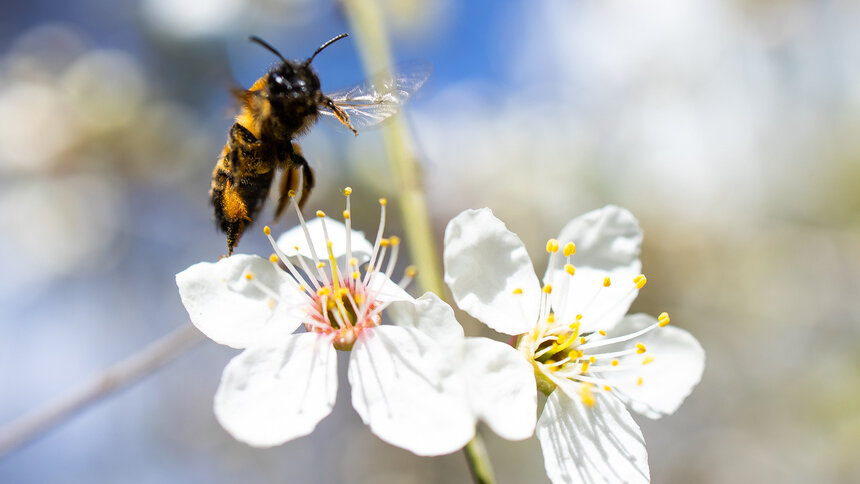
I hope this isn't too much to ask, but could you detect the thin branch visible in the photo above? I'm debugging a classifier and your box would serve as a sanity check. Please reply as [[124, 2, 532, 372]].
[[0, 323, 205, 458]]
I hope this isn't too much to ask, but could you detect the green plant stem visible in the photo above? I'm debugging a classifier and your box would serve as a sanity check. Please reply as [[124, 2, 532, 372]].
[[340, 1, 496, 483]]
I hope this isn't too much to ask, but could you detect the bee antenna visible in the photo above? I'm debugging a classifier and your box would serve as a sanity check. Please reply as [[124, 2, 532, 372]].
[[249, 36, 286, 62], [306, 33, 349, 65]]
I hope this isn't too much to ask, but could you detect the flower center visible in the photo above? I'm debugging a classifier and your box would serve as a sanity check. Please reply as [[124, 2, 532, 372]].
[[516, 237, 670, 405]]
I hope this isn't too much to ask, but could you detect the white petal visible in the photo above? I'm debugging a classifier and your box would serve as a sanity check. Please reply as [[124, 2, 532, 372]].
[[213, 333, 337, 447], [548, 205, 643, 277], [366, 271, 414, 304], [537, 384, 650, 484], [386, 292, 465, 348], [549, 265, 640, 334], [599, 313, 705, 419], [176, 254, 306, 349], [348, 325, 475, 456], [276, 218, 375, 264], [459, 337, 537, 441], [443, 208, 540, 335]]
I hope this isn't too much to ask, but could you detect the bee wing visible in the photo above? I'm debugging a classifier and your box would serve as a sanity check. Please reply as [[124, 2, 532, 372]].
[[319, 64, 431, 131]]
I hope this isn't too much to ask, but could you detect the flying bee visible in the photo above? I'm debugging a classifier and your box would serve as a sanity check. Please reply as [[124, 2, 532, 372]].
[[211, 32, 429, 255]]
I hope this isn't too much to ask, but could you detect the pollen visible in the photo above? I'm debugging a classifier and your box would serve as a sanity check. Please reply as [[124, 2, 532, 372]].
[[611, 359, 619, 366], [379, 198, 387, 206], [599, 330, 606, 336], [267, 298, 277, 309], [563, 242, 576, 256], [349, 258, 358, 267], [603, 385, 612, 392], [547, 312, 556, 323], [389, 236, 400, 246], [546, 238, 559, 253], [543, 285, 553, 294], [603, 276, 611, 287], [637, 377, 644, 386], [564, 263, 575, 275], [512, 288, 523, 294], [576, 314, 583, 321], [343, 210, 350, 219], [579, 383, 596, 407], [589, 356, 596, 364], [352, 271, 361, 279], [658, 312, 670, 327], [636, 343, 647, 354], [581, 360, 590, 373], [263, 226, 271, 236], [245, 272, 254, 280], [642, 356, 655, 365], [316, 210, 326, 218], [380, 238, 390, 247], [404, 265, 417, 278], [269, 254, 279, 263], [288, 189, 296, 198], [343, 187, 353, 196], [317, 287, 331, 297], [634, 274, 647, 289], [317, 262, 325, 269], [580, 337, 586, 344]]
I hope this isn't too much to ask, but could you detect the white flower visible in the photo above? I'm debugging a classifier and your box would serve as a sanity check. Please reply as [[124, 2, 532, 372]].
[[444, 205, 705, 484], [176, 190, 535, 455]]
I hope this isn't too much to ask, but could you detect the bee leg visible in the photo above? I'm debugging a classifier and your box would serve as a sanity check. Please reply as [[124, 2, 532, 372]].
[[273, 163, 298, 222], [323, 97, 358, 135], [288, 142, 315, 211]]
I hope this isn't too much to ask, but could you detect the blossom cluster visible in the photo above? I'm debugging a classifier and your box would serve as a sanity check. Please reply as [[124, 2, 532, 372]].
[[176, 192, 704, 483]]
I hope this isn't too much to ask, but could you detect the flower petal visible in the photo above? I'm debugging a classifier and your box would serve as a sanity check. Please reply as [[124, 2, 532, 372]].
[[386, 292, 465, 348], [548, 265, 640, 334], [276, 218, 375, 264], [176, 254, 306, 349], [348, 325, 475, 456], [537, 384, 650, 484], [459, 337, 537, 440], [444, 208, 540, 335], [213, 333, 337, 447], [548, 205, 643, 276], [598, 313, 705, 419]]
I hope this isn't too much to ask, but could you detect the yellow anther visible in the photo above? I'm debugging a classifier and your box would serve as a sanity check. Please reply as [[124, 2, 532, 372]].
[[294, 246, 300, 251], [636, 343, 647, 354], [317, 262, 325, 269], [316, 210, 326, 218], [564, 264, 576, 275], [563, 242, 576, 257], [352, 271, 361, 280], [338, 288, 349, 297], [603, 276, 611, 287], [354, 293, 364, 304], [512, 288, 523, 294], [611, 359, 619, 367], [547, 312, 556, 323], [637, 377, 644, 386], [576, 314, 583, 320], [573, 350, 584, 359], [580, 337, 586, 344], [404, 265, 417, 278], [380, 238, 390, 247], [546, 238, 559, 253], [580, 360, 590, 373], [603, 385, 612, 392], [298, 284, 307, 292], [287, 189, 296, 198], [343, 210, 351, 219], [579, 383, 596, 407], [343, 187, 353, 196], [642, 356, 655, 365], [589, 356, 596, 364], [658, 312, 670, 327], [389, 235, 400, 246], [634, 274, 647, 289], [568, 321, 580, 331], [599, 330, 606, 336], [349, 258, 358, 267], [543, 285, 553, 294], [317, 287, 331, 297], [267, 298, 277, 309], [269, 254, 279, 263], [379, 197, 388, 206], [244, 273, 253, 280], [263, 226, 271, 236]]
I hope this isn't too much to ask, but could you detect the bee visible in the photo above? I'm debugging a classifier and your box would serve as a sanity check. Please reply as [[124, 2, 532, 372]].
[[211, 32, 429, 255]]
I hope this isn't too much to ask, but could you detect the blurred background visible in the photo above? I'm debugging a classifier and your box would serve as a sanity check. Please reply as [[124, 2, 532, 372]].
[[1, 0, 858, 482]]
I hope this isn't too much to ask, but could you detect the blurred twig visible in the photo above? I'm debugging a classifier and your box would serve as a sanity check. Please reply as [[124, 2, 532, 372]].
[[0, 324, 204, 458], [340, 1, 496, 483]]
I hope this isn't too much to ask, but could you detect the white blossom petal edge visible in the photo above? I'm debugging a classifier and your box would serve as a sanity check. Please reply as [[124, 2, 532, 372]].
[[443, 206, 705, 484]]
